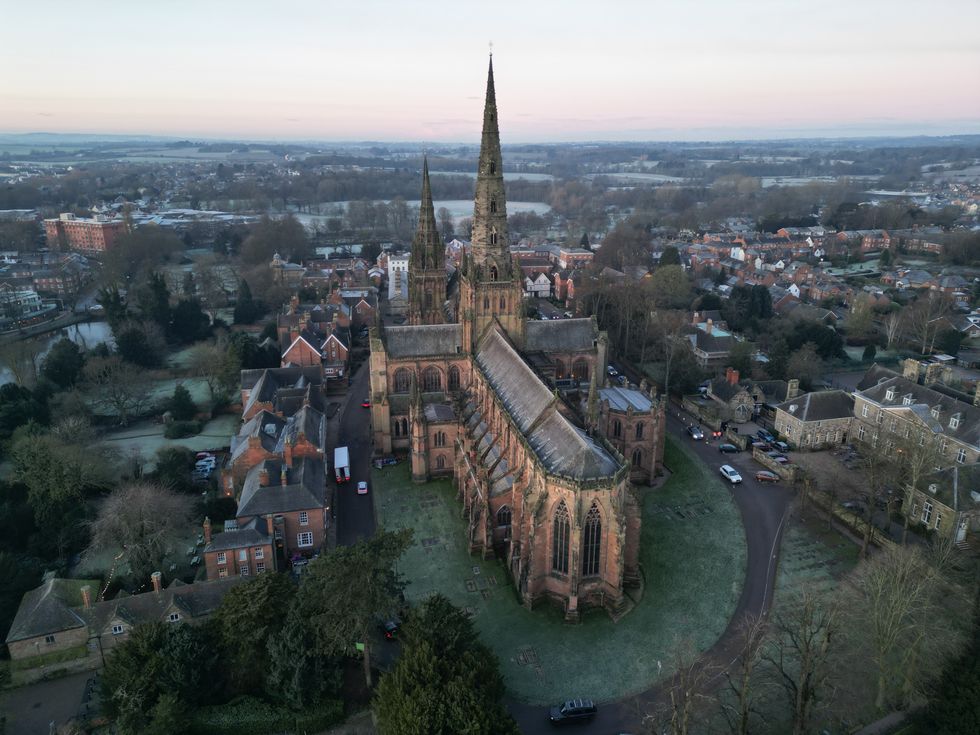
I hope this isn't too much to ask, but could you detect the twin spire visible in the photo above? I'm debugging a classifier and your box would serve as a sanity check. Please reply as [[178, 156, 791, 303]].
[[411, 156, 442, 271]]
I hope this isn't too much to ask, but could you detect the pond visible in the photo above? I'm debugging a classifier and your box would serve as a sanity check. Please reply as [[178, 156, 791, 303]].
[[0, 321, 114, 385]]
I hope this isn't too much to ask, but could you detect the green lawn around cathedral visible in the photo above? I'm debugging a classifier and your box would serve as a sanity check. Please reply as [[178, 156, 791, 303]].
[[372, 435, 747, 704]]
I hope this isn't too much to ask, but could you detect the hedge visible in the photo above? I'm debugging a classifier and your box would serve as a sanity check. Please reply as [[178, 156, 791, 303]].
[[164, 420, 202, 439], [189, 696, 344, 735]]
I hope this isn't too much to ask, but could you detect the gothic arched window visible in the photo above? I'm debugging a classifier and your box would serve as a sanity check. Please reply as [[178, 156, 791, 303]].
[[636, 423, 645, 440], [490, 229, 498, 247], [497, 505, 511, 527], [489, 264, 498, 281], [490, 197, 497, 214], [554, 359, 567, 379], [499, 296, 506, 311], [393, 419, 402, 437], [434, 431, 446, 447], [612, 419, 622, 438], [572, 358, 589, 381], [393, 368, 411, 393], [484, 296, 490, 310], [551, 501, 570, 575], [401, 418, 409, 436], [489, 161, 496, 174], [425, 292, 432, 307], [582, 502, 601, 577], [632, 448, 642, 466], [422, 366, 442, 392], [448, 365, 461, 391], [436, 455, 446, 470]]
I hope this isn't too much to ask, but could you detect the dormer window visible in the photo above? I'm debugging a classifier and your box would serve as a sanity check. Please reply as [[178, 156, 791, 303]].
[[930, 406, 940, 420], [902, 394, 913, 406], [885, 387, 896, 401], [949, 413, 961, 430]]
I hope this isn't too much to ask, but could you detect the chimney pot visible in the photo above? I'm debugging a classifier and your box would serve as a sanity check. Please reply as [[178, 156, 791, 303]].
[[728, 368, 740, 386], [280, 466, 288, 486], [203, 516, 212, 545], [151, 571, 162, 594], [259, 467, 270, 486], [81, 585, 92, 609]]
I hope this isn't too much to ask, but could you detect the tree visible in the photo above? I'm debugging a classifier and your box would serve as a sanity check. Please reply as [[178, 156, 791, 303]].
[[188, 341, 240, 406], [842, 545, 970, 713], [240, 214, 310, 264], [862, 343, 877, 362], [651, 310, 693, 397], [761, 587, 839, 735], [660, 245, 681, 267], [115, 321, 165, 368], [883, 310, 903, 350], [299, 528, 412, 686], [0, 382, 49, 450], [213, 572, 297, 696], [181, 270, 196, 297], [649, 265, 692, 310], [151, 447, 197, 493], [375, 594, 519, 735], [0, 339, 43, 387], [898, 435, 944, 544], [96, 285, 128, 329], [650, 638, 717, 735], [165, 384, 197, 421], [437, 206, 454, 239], [727, 340, 754, 379], [935, 328, 964, 356], [786, 342, 823, 391], [84, 356, 151, 425], [265, 602, 342, 710], [41, 338, 85, 388], [168, 298, 210, 344], [855, 442, 900, 559], [906, 294, 950, 355], [87, 482, 192, 587], [717, 615, 768, 735], [233, 278, 262, 324], [134, 272, 171, 332], [102, 224, 182, 283]]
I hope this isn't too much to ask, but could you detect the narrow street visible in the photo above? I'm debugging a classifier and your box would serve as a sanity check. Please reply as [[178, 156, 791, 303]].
[[334, 362, 377, 546]]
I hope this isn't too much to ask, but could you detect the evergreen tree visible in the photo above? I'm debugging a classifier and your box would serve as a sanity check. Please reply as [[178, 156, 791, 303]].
[[169, 298, 210, 344], [265, 604, 342, 710], [233, 279, 261, 324], [166, 385, 197, 421], [135, 272, 171, 331], [659, 244, 681, 266], [863, 343, 877, 361], [41, 338, 85, 388]]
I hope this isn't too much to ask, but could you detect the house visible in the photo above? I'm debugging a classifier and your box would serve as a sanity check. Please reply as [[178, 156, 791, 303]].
[[202, 516, 277, 579], [225, 404, 325, 492], [905, 464, 980, 544], [688, 320, 734, 370], [236, 457, 329, 561], [240, 366, 324, 421], [524, 271, 552, 299], [5, 574, 243, 676], [270, 252, 306, 287], [773, 390, 854, 449]]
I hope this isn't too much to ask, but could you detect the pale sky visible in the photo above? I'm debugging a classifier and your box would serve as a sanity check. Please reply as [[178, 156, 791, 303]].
[[1, 0, 978, 142]]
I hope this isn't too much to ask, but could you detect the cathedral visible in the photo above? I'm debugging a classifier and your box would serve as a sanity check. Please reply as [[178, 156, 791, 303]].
[[369, 58, 665, 618]]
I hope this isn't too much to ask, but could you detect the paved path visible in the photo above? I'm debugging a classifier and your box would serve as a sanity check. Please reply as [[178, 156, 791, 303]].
[[0, 671, 92, 735], [507, 407, 796, 733], [334, 362, 377, 546]]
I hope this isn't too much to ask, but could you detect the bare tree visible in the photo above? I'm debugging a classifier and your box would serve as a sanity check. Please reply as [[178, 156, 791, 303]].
[[0, 338, 43, 387], [87, 481, 193, 588], [897, 434, 943, 544], [761, 587, 839, 735], [84, 356, 152, 425], [194, 256, 231, 323], [652, 309, 690, 398], [648, 638, 717, 735], [842, 545, 970, 713], [856, 442, 899, 558], [883, 310, 903, 350], [905, 294, 950, 355], [718, 614, 768, 735], [187, 340, 239, 407]]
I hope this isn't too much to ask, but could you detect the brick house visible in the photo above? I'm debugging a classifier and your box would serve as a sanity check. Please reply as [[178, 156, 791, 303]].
[[236, 457, 329, 561], [225, 405, 324, 494], [202, 517, 277, 579], [905, 464, 980, 544], [596, 386, 666, 485], [240, 366, 324, 421], [689, 321, 734, 370], [773, 390, 854, 449]]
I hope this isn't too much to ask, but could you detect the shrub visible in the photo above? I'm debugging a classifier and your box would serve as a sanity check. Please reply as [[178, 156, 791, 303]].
[[164, 420, 201, 439], [189, 697, 343, 735]]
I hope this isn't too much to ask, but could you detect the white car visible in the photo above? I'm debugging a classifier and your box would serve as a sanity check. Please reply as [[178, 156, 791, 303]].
[[719, 465, 743, 484], [357, 481, 369, 495]]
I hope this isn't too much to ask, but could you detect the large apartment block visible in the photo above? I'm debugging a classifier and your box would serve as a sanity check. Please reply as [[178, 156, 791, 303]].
[[43, 213, 128, 253]]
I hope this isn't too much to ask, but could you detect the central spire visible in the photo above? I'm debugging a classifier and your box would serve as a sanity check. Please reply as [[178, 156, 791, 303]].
[[470, 55, 509, 278]]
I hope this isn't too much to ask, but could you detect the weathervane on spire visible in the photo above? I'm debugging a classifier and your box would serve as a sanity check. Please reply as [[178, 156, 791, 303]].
[[489, 40, 493, 57]]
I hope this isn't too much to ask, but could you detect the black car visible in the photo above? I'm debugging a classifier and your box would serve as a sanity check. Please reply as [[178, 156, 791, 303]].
[[757, 429, 775, 443], [549, 698, 597, 725], [687, 425, 704, 441], [718, 443, 740, 454]]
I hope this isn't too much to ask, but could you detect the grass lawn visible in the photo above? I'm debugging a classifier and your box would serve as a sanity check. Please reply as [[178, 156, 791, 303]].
[[100, 414, 239, 470], [374, 436, 746, 704]]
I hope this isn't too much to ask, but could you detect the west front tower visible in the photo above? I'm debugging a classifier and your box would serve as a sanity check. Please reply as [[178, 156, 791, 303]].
[[407, 157, 448, 325], [460, 56, 524, 351]]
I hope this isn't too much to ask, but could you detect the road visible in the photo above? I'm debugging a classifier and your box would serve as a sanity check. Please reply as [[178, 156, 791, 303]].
[[334, 362, 378, 546], [507, 407, 796, 734]]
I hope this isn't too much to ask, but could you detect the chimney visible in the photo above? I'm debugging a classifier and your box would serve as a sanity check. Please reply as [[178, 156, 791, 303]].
[[203, 516, 212, 545], [151, 571, 162, 594], [259, 466, 270, 486], [727, 367, 739, 386], [280, 466, 289, 486], [706, 318, 713, 335], [81, 585, 92, 609], [283, 436, 294, 466], [902, 358, 921, 383], [787, 379, 800, 400]]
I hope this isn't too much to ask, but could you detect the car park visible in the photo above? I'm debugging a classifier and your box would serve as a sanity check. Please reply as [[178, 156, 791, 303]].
[[773, 441, 790, 452], [548, 698, 597, 725], [357, 481, 369, 495], [756, 429, 775, 443], [719, 465, 743, 484], [755, 470, 780, 483], [751, 440, 770, 450], [718, 443, 740, 454], [687, 426, 704, 441]]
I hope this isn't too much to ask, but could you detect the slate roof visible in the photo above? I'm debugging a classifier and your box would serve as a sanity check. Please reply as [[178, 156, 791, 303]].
[[775, 390, 854, 422], [203, 517, 272, 553], [5, 578, 93, 643], [241, 367, 324, 418], [384, 324, 461, 358], [275, 404, 325, 454], [920, 464, 980, 509], [524, 318, 598, 352], [856, 375, 980, 449], [230, 410, 286, 463], [856, 363, 900, 391], [476, 328, 619, 480], [424, 403, 456, 422], [599, 386, 653, 412], [238, 456, 326, 517], [691, 330, 733, 354]]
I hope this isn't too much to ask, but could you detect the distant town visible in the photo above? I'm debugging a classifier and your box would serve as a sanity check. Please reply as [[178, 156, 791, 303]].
[[0, 64, 978, 735]]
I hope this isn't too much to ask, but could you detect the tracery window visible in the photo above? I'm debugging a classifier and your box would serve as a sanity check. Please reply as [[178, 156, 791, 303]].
[[393, 368, 412, 393], [448, 365, 461, 391], [632, 448, 642, 466], [551, 501, 570, 575], [423, 366, 442, 392], [582, 502, 601, 577], [636, 423, 645, 440], [497, 505, 512, 527]]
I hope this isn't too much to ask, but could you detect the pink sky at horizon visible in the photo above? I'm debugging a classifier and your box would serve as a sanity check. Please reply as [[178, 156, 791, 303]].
[[2, 0, 978, 142]]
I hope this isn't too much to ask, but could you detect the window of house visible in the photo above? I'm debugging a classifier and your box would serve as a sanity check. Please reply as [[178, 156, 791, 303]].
[[582, 502, 602, 577], [935, 512, 943, 530], [904, 426, 911, 439], [911, 502, 918, 517], [922, 502, 933, 524], [44, 634, 56, 644], [949, 414, 961, 430], [297, 532, 314, 547], [254, 547, 264, 559], [111, 625, 124, 635], [941, 439, 949, 453], [238, 549, 248, 562], [858, 426, 866, 441], [240, 565, 249, 576], [903, 394, 913, 406], [876, 412, 883, 425], [216, 552, 226, 565], [636, 423, 645, 440], [218, 567, 228, 578], [168, 613, 180, 623], [256, 562, 265, 573], [885, 387, 896, 401], [274, 528, 283, 541], [551, 501, 570, 575], [299, 511, 309, 526], [861, 404, 869, 418], [931, 406, 940, 420], [889, 418, 897, 432], [956, 448, 966, 464]]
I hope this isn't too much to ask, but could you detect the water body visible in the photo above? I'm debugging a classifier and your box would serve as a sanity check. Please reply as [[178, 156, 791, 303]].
[[289, 199, 551, 231], [0, 321, 114, 386]]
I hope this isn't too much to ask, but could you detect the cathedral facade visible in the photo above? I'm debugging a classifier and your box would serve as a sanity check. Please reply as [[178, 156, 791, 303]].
[[369, 59, 664, 618]]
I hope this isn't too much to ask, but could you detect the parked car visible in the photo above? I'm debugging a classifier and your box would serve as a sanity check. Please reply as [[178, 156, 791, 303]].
[[773, 441, 790, 452], [751, 440, 770, 450], [755, 470, 780, 483], [361, 399, 371, 408], [357, 481, 369, 495], [757, 429, 775, 443], [373, 456, 399, 469], [549, 698, 597, 725], [719, 465, 743, 484], [195, 452, 214, 460], [380, 617, 401, 640], [607, 366, 618, 376], [718, 443, 740, 454], [687, 426, 704, 441]]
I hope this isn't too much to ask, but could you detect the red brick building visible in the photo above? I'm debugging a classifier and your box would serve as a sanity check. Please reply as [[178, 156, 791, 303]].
[[202, 517, 277, 579], [43, 214, 127, 253]]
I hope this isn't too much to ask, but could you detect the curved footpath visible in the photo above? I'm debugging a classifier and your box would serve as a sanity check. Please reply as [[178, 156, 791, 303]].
[[507, 409, 796, 734]]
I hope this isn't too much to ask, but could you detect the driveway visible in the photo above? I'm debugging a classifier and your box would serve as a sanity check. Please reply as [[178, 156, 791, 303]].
[[507, 404, 796, 734], [0, 671, 92, 735]]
